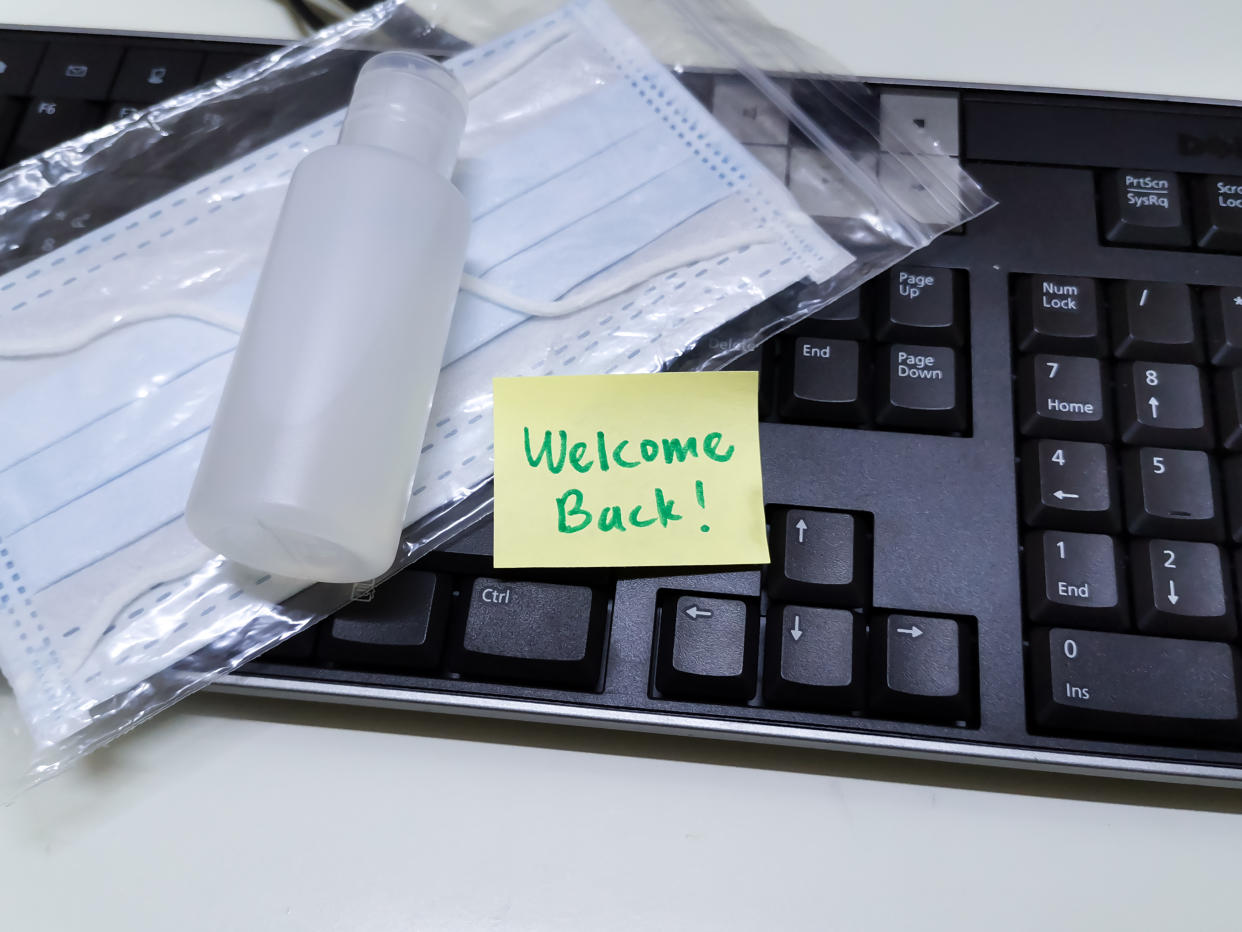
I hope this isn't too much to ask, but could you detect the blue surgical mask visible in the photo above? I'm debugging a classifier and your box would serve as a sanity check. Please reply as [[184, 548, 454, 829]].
[[0, 0, 851, 749]]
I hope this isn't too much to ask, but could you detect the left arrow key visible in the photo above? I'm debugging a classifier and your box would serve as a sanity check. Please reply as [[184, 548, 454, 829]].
[[656, 593, 758, 702]]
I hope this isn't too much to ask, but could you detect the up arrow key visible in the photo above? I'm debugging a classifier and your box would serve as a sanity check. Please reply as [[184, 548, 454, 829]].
[[771, 508, 867, 605]]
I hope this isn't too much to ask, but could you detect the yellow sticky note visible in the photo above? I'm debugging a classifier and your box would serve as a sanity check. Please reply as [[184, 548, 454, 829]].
[[493, 372, 769, 569]]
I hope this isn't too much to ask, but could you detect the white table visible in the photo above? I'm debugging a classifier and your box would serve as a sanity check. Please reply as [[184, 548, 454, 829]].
[[3, 3, 1242, 930]]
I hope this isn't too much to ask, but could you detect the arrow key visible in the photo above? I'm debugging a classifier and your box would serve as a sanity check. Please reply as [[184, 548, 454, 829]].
[[763, 606, 865, 711], [1021, 439, 1120, 532], [1116, 361, 1213, 449], [655, 593, 759, 702], [768, 507, 869, 606], [870, 614, 976, 724], [1131, 539, 1235, 640]]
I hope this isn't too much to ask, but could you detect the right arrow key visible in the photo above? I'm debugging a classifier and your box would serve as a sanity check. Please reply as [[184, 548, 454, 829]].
[[870, 613, 977, 725]]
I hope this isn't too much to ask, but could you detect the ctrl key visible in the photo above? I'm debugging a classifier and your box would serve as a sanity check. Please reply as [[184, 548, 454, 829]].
[[453, 578, 607, 689], [1030, 628, 1242, 746]]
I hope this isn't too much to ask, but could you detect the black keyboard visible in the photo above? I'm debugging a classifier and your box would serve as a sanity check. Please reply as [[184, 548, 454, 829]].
[[7, 25, 1242, 785]]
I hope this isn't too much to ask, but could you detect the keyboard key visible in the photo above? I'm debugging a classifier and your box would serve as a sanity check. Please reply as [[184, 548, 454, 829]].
[[1099, 169, 1190, 247], [797, 291, 868, 339], [1020, 439, 1120, 532], [869, 614, 974, 724], [778, 337, 866, 424], [1204, 286, 1242, 366], [745, 143, 788, 183], [655, 593, 758, 701], [875, 344, 966, 431], [1192, 175, 1242, 252], [1115, 361, 1212, 449], [453, 578, 606, 689], [1029, 627, 1241, 745], [0, 97, 22, 156], [261, 626, 319, 664], [1017, 354, 1110, 440], [1013, 274, 1104, 355], [320, 570, 450, 671], [10, 98, 96, 160], [31, 41, 122, 99], [879, 90, 960, 157], [1122, 447, 1224, 541], [1217, 370, 1242, 452], [711, 75, 789, 146], [1131, 539, 1236, 641], [1109, 281, 1201, 363], [767, 507, 868, 605], [763, 605, 865, 711], [876, 266, 964, 346], [1024, 530, 1128, 629], [0, 39, 46, 96], [1224, 457, 1242, 544], [723, 342, 771, 415], [111, 48, 204, 103], [103, 101, 143, 124], [678, 71, 715, 108], [201, 51, 266, 82]]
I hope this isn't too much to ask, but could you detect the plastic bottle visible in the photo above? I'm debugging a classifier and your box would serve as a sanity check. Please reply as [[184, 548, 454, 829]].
[[186, 52, 470, 583]]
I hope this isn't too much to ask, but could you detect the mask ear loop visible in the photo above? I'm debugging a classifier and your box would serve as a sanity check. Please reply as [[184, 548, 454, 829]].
[[67, 548, 219, 677], [459, 229, 777, 317], [0, 302, 243, 358]]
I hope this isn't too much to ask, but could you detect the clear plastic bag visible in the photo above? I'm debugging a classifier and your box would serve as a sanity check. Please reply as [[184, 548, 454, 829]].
[[0, 0, 992, 781]]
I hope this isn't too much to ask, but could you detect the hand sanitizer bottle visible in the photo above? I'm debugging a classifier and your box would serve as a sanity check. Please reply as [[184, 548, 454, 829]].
[[187, 52, 470, 583]]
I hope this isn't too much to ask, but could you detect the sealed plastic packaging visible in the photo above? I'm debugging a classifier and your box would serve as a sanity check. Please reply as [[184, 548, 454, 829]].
[[0, 0, 993, 781]]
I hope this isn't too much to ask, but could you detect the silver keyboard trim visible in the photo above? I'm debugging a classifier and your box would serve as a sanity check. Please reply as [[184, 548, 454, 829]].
[[215, 674, 1242, 787]]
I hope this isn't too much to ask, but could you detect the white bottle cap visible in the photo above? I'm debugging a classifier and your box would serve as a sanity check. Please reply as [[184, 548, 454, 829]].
[[339, 51, 467, 177]]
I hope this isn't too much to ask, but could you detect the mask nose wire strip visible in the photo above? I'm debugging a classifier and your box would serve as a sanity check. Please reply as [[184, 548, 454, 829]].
[[458, 229, 779, 317], [0, 302, 243, 358], [455, 28, 573, 99]]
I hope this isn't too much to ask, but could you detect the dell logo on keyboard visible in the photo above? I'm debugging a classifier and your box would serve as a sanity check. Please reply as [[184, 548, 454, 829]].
[[1178, 132, 1242, 160]]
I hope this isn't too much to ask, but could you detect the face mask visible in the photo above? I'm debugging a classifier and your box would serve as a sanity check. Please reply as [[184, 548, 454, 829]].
[[0, 0, 851, 748]]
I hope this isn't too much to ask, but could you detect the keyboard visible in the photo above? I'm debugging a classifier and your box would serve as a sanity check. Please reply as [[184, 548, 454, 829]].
[[5, 24, 1242, 785]]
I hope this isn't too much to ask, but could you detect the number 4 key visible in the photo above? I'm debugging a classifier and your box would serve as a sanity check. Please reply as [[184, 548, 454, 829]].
[[1021, 439, 1121, 532]]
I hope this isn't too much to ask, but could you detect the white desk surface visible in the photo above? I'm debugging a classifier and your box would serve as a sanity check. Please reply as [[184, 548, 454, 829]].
[[3, 3, 1242, 930]]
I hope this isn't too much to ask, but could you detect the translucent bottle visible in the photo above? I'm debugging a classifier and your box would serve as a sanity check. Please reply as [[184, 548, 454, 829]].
[[186, 52, 470, 583]]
